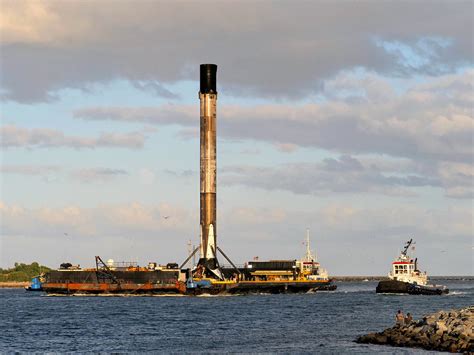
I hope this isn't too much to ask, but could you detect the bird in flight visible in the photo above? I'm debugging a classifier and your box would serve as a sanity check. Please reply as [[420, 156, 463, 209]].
[[163, 216, 170, 220]]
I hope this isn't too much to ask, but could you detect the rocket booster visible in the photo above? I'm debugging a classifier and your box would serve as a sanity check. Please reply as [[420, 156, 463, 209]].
[[199, 64, 218, 269]]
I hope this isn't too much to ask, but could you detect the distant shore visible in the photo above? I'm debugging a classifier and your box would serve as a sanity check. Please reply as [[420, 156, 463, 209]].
[[0, 282, 29, 288]]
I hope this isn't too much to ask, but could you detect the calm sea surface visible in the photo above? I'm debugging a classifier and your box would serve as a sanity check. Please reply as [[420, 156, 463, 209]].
[[1, 280, 472, 353]]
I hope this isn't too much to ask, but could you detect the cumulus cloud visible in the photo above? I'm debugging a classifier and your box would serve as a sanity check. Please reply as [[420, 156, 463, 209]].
[[75, 70, 473, 164], [1, 125, 147, 149], [1, 1, 472, 102]]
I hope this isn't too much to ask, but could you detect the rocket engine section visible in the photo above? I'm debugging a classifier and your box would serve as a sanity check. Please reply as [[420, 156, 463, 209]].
[[198, 64, 220, 277]]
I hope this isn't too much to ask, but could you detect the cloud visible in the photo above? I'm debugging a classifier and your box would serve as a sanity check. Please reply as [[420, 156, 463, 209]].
[[1, 201, 471, 274], [0, 201, 195, 267], [275, 143, 298, 153], [221, 155, 442, 197], [219, 204, 473, 242], [70, 168, 129, 183], [74, 105, 196, 126], [240, 147, 261, 155], [219, 204, 472, 275], [221, 154, 474, 199], [75, 70, 473, 164], [138, 168, 156, 185], [1, 125, 147, 149], [131, 81, 179, 99], [0, 201, 192, 240], [0, 164, 61, 183], [0, 164, 61, 175], [437, 162, 474, 199], [164, 169, 194, 178], [0, 164, 133, 184], [1, 2, 472, 102]]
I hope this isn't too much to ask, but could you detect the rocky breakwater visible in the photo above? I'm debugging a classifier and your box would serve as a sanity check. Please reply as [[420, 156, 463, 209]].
[[356, 306, 473, 352]]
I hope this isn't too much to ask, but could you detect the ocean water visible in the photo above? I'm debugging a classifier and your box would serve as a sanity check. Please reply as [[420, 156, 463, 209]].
[[1, 280, 472, 353]]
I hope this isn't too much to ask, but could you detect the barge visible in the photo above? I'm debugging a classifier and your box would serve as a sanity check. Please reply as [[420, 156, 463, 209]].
[[42, 239, 336, 296], [42, 257, 181, 295]]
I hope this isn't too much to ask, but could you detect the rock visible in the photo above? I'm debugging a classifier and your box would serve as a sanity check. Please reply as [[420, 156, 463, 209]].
[[435, 321, 448, 335], [449, 343, 458, 352], [355, 306, 474, 353]]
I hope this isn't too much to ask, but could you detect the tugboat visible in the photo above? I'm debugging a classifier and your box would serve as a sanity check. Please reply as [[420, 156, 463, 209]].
[[376, 239, 448, 295], [25, 275, 44, 291]]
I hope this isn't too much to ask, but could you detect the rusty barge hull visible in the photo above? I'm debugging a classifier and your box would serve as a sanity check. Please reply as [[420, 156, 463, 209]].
[[42, 269, 182, 295], [42, 278, 334, 296], [43, 282, 331, 296], [42, 282, 182, 295]]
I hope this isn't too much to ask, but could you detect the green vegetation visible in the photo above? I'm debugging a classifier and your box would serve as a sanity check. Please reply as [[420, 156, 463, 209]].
[[0, 262, 51, 282]]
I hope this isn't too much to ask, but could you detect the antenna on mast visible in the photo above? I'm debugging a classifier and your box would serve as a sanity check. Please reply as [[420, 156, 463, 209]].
[[304, 228, 316, 262], [187, 240, 193, 267], [402, 238, 413, 256]]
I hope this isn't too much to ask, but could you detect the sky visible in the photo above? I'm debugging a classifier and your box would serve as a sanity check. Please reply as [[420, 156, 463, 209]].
[[0, 1, 472, 275]]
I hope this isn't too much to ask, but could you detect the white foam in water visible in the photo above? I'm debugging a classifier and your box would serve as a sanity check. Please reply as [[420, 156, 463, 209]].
[[447, 291, 467, 296], [195, 293, 237, 297]]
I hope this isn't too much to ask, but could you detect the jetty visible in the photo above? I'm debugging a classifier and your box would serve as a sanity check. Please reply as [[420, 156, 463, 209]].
[[356, 306, 473, 352]]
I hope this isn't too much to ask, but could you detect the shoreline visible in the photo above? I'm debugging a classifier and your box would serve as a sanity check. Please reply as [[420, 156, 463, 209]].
[[0, 282, 29, 288]]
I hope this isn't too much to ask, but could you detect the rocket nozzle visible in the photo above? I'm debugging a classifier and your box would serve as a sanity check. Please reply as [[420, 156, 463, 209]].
[[200, 64, 217, 94]]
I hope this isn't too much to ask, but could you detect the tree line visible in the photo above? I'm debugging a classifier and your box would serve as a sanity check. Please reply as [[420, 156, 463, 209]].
[[0, 262, 51, 282]]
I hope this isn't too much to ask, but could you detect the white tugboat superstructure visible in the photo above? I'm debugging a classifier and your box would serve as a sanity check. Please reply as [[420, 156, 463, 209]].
[[388, 239, 427, 285]]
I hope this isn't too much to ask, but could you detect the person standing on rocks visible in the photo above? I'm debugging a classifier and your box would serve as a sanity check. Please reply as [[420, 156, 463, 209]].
[[405, 312, 413, 324], [395, 310, 405, 325]]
